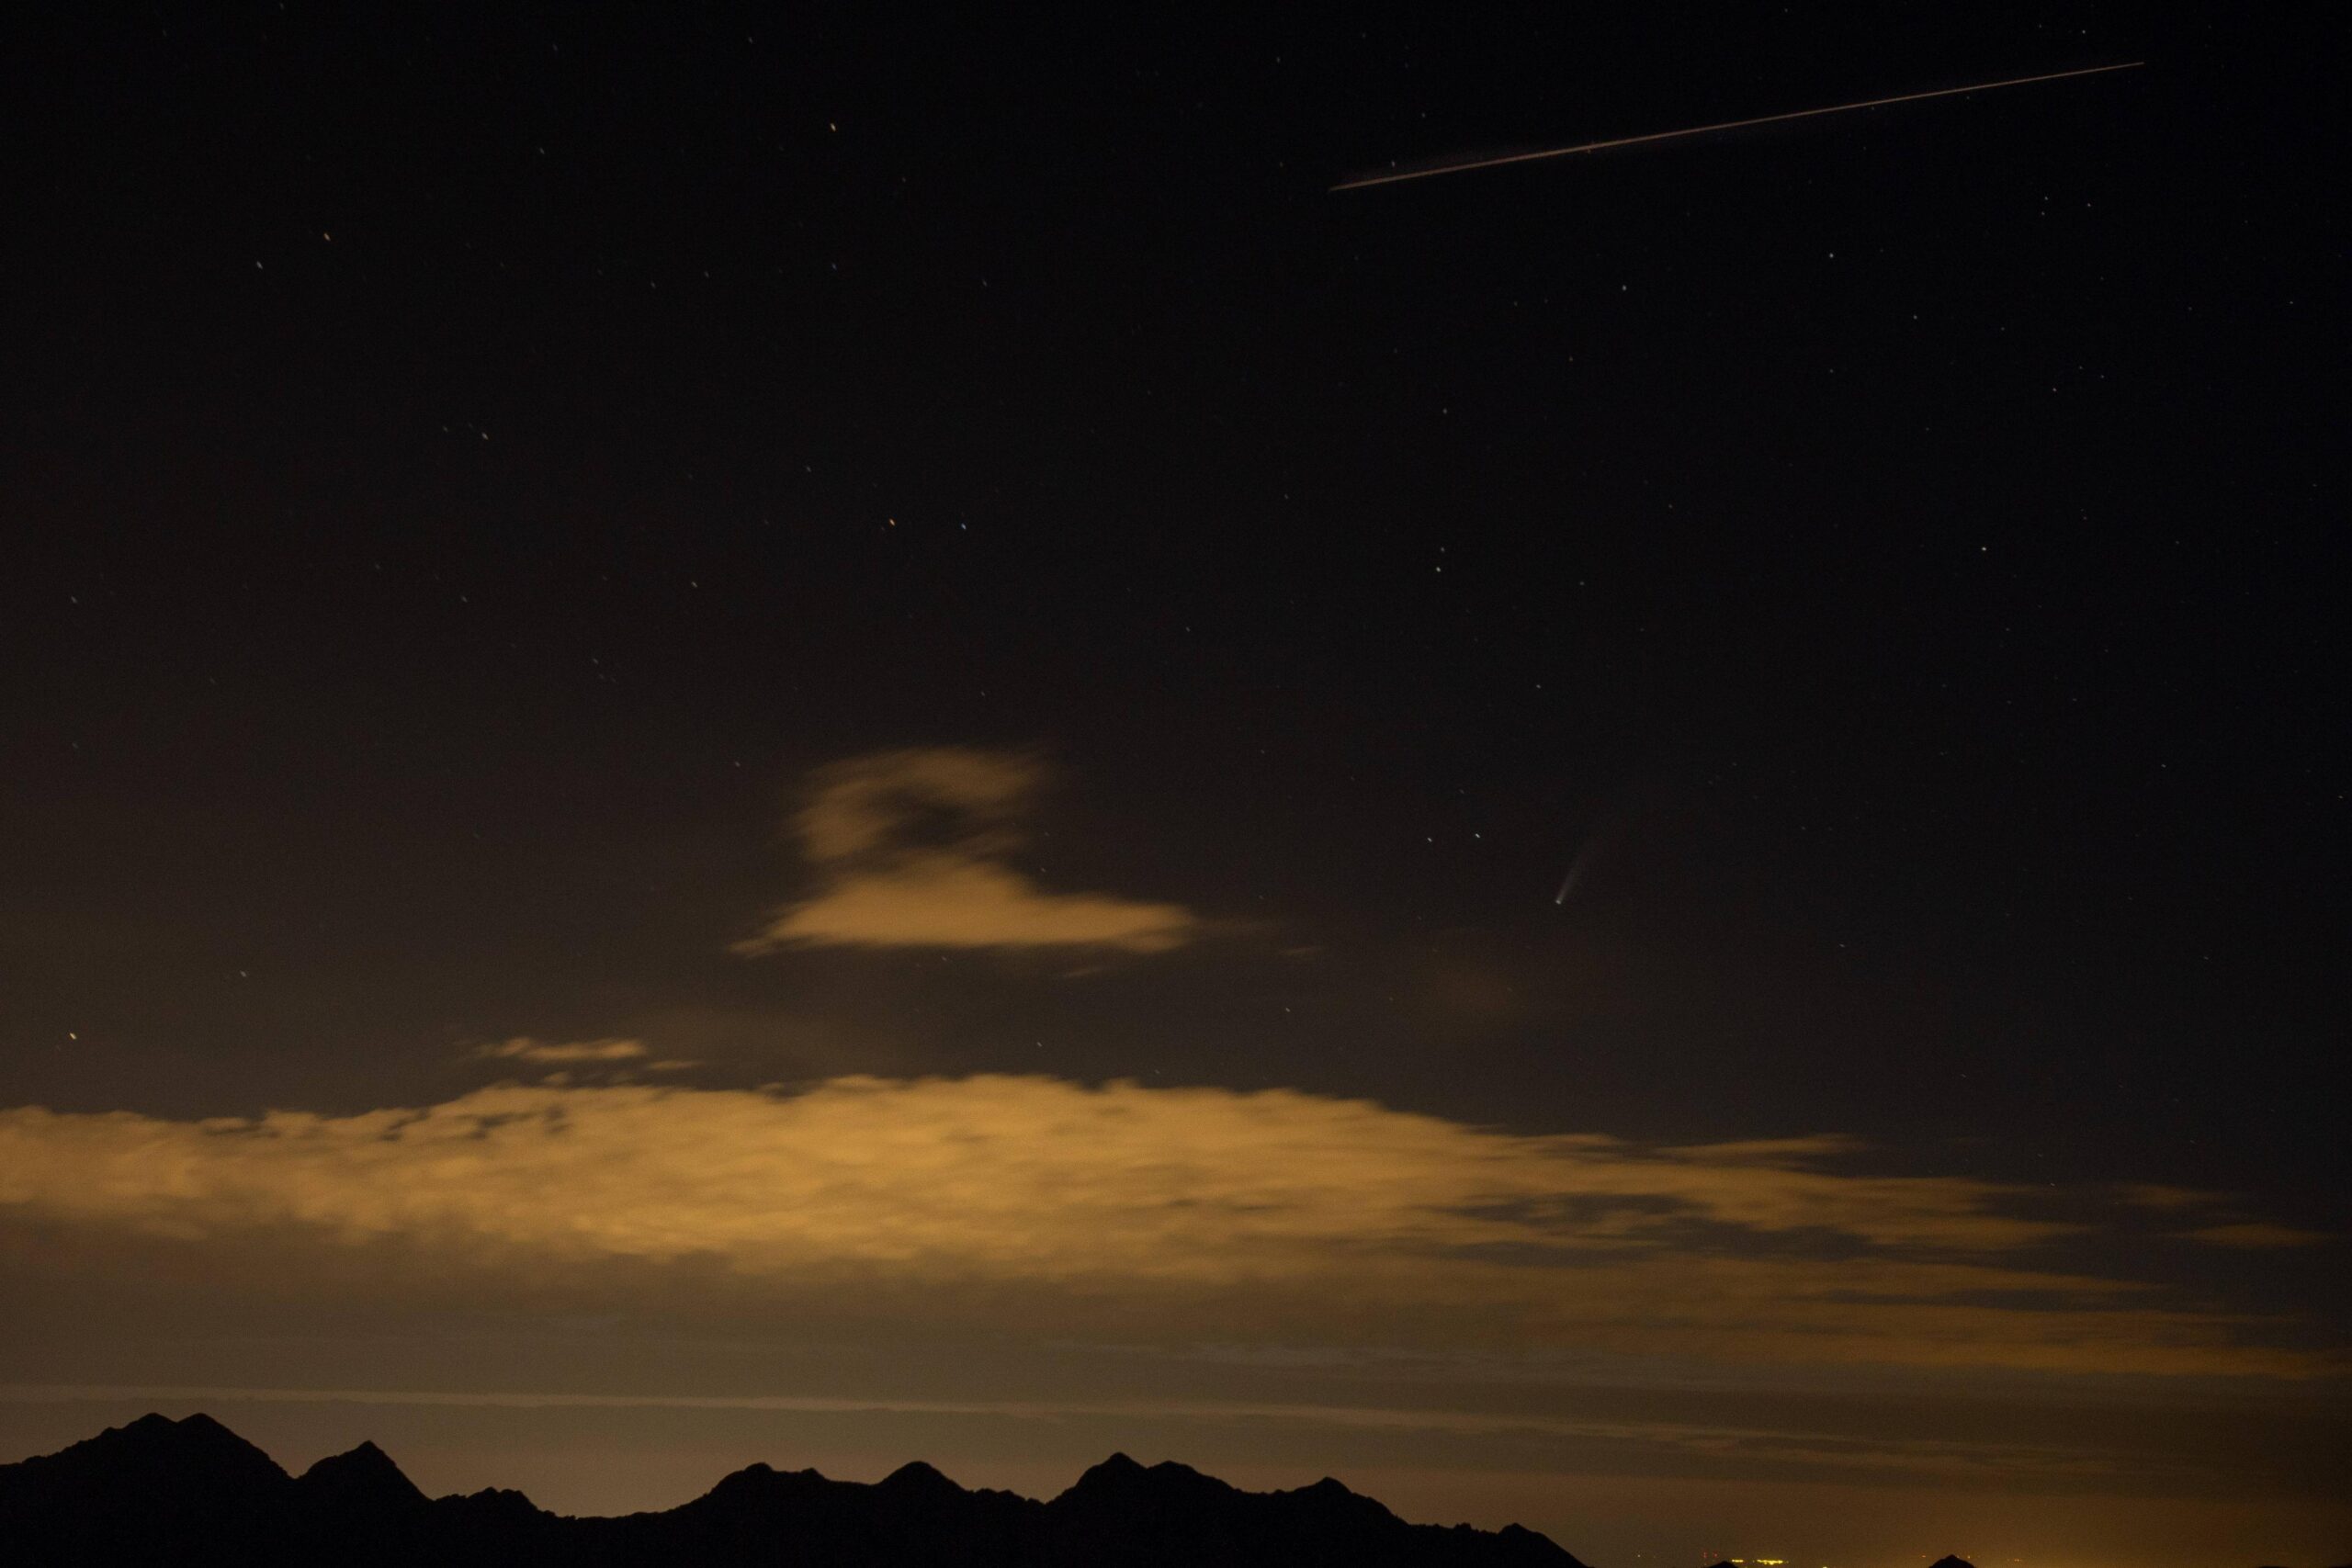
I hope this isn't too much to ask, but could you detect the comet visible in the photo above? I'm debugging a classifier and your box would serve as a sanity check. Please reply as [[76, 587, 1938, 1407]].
[[1552, 807, 1637, 908], [1332, 62, 2143, 192], [1552, 840, 1596, 906], [1552, 828, 1611, 907]]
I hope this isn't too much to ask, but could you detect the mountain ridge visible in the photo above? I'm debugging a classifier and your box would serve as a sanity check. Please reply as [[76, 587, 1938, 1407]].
[[0, 1411, 1584, 1566]]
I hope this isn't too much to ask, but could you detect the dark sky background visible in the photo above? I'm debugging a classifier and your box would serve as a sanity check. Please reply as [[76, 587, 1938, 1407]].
[[2, 6, 2346, 1564]]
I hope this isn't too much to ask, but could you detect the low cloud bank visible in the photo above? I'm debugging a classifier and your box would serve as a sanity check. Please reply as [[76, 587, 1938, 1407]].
[[0, 1076, 2327, 1379]]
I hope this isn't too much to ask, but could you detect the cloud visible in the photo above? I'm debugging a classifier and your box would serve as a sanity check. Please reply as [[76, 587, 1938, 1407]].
[[733, 749, 1200, 955], [2116, 1183, 2215, 1211], [475, 1038, 650, 1064], [0, 1077, 2330, 1379], [2186, 1222, 2330, 1250], [2112, 1187, 2331, 1250]]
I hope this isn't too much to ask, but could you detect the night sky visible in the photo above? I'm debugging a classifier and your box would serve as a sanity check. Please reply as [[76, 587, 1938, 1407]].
[[3, 6, 2346, 1565]]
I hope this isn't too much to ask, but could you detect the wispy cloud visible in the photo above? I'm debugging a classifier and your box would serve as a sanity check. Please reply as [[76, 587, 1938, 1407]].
[[475, 1038, 650, 1064], [2186, 1222, 2329, 1250], [0, 1077, 2328, 1379], [733, 750, 1200, 955], [2112, 1185, 2330, 1250]]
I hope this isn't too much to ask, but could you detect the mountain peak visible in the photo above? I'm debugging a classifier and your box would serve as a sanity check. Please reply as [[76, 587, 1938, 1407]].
[[1929, 1558, 1979, 1568], [300, 1438, 393, 1474], [697, 1458, 837, 1511], [0, 1411, 294, 1559], [879, 1459, 960, 1496], [113, 1411, 243, 1448], [1069, 1451, 1148, 1491], [73, 1411, 288, 1483], [299, 1439, 427, 1512], [1286, 1472, 1395, 1524]]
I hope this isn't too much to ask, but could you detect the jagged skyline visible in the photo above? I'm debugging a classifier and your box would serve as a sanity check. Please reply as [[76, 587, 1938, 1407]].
[[2, 1412, 1586, 1566]]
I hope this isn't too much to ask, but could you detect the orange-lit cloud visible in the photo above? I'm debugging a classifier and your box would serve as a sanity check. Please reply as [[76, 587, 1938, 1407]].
[[470, 1038, 697, 1075], [475, 1038, 650, 1064], [2112, 1186, 2332, 1250], [2116, 1183, 2215, 1211], [2186, 1222, 2329, 1250], [0, 1077, 2328, 1379], [733, 750, 1200, 954]]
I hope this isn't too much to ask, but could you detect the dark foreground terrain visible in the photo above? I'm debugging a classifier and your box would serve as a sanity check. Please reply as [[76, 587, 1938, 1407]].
[[0, 1412, 1584, 1566]]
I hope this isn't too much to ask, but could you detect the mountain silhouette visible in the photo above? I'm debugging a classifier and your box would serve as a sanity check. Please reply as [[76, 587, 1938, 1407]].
[[0, 1412, 1587, 1566], [296, 1438, 429, 1519]]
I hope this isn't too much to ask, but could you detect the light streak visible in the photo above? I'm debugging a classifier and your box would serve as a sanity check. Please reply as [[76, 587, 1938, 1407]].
[[1332, 62, 2143, 191]]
